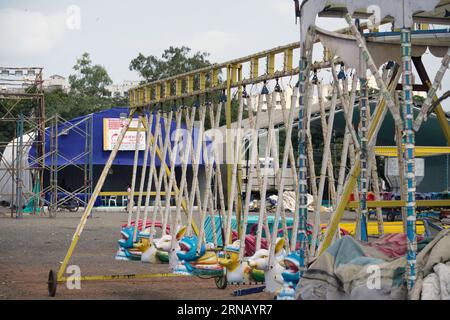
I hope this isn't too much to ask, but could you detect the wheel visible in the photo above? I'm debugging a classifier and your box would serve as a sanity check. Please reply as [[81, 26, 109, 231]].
[[215, 276, 227, 290], [48, 270, 57, 297], [387, 211, 396, 222], [48, 206, 57, 219], [68, 199, 79, 212]]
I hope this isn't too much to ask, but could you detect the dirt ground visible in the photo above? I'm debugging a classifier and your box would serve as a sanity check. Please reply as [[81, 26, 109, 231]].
[[0, 209, 275, 300]]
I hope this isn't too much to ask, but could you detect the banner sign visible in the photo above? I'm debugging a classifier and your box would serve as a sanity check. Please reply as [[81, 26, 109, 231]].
[[103, 118, 146, 151]]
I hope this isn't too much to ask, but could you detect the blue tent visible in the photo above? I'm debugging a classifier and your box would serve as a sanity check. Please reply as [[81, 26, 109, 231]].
[[30, 107, 210, 167]]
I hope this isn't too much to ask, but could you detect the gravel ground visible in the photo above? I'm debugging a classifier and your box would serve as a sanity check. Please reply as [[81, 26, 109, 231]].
[[0, 209, 273, 300]]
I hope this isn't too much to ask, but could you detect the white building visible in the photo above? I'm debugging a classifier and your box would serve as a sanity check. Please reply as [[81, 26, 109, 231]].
[[0, 68, 42, 93], [106, 80, 140, 98], [43, 75, 70, 93], [251, 86, 295, 111]]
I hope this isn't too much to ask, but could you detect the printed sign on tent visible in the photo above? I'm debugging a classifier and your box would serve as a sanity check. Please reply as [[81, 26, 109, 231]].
[[103, 118, 146, 151]]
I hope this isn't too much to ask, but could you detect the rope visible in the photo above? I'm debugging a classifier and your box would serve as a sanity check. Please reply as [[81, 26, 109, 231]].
[[165, 108, 184, 269], [157, 111, 174, 236], [213, 101, 227, 246], [186, 105, 207, 236], [137, 111, 161, 241], [289, 87, 300, 252], [206, 103, 219, 248], [278, 90, 295, 252], [239, 95, 259, 261], [171, 107, 196, 246], [336, 75, 358, 198], [306, 89, 318, 201], [197, 103, 217, 253], [317, 82, 337, 207], [247, 93, 269, 251], [133, 112, 153, 239], [311, 87, 337, 257], [255, 93, 275, 250], [127, 116, 142, 227], [225, 95, 244, 245], [269, 86, 298, 268]]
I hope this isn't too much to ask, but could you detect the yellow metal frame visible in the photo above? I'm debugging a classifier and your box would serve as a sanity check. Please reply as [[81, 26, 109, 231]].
[[129, 42, 301, 108], [346, 200, 450, 209], [374, 146, 450, 157], [335, 221, 426, 236], [57, 273, 188, 284]]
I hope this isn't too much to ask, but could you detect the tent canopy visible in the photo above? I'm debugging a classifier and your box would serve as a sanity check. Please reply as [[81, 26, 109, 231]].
[[29, 107, 209, 167]]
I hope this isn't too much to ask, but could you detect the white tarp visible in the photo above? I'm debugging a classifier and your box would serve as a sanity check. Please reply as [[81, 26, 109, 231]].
[[0, 134, 34, 206]]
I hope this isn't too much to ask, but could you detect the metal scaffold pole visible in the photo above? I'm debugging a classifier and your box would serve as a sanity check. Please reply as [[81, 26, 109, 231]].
[[54, 110, 136, 283], [0, 67, 46, 218], [401, 27, 417, 294], [296, 29, 312, 276]]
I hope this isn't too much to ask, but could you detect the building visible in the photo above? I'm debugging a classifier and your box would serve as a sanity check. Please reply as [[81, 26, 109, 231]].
[[0, 67, 42, 93], [106, 80, 140, 98], [43, 75, 70, 93]]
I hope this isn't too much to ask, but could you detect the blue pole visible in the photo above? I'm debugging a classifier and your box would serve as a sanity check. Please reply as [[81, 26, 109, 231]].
[[297, 53, 309, 277], [401, 28, 417, 294], [16, 113, 24, 219], [359, 78, 369, 242]]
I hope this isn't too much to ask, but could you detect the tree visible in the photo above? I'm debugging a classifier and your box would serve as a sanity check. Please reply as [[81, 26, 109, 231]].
[[129, 46, 211, 82], [68, 52, 113, 97]]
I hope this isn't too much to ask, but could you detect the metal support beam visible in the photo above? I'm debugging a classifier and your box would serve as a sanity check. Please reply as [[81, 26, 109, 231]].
[[401, 28, 417, 293], [56, 110, 136, 281]]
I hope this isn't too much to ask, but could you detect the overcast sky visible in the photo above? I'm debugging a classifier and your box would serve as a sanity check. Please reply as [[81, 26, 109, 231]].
[[0, 0, 449, 110], [0, 0, 304, 82]]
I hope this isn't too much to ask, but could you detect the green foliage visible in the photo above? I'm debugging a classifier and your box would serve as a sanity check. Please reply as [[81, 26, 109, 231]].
[[2, 47, 214, 145], [129, 46, 211, 82], [413, 95, 425, 105], [0, 53, 128, 146], [68, 52, 113, 97], [44, 89, 128, 120]]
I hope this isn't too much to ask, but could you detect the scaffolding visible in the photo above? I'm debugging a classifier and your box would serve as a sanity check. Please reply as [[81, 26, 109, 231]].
[[0, 67, 45, 218], [42, 114, 93, 218]]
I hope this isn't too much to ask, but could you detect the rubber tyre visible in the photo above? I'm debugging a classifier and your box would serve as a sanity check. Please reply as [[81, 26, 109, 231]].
[[68, 200, 79, 212], [387, 211, 396, 222], [48, 270, 57, 297], [215, 276, 228, 290]]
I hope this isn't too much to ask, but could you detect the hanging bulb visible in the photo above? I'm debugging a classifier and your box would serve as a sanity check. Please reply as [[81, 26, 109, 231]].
[[337, 62, 346, 80], [261, 81, 269, 95], [220, 90, 227, 103], [274, 79, 282, 93], [242, 85, 249, 98], [386, 61, 395, 70], [312, 69, 319, 85]]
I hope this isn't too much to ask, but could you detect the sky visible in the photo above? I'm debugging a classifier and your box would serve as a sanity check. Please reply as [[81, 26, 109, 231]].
[[0, 0, 449, 111], [0, 0, 304, 82]]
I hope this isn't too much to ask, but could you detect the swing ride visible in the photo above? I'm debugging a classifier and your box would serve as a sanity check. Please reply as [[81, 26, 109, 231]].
[[48, 0, 450, 300]]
